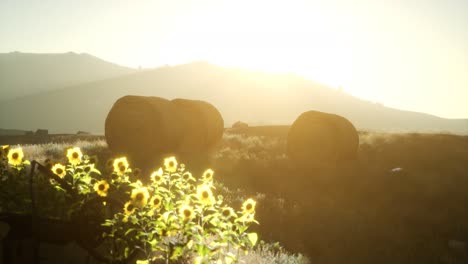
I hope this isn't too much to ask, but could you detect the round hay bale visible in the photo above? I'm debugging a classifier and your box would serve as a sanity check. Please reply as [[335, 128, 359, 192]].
[[105, 96, 183, 164], [232, 121, 249, 129], [287, 111, 358, 168], [171, 98, 224, 153], [330, 114, 359, 161]]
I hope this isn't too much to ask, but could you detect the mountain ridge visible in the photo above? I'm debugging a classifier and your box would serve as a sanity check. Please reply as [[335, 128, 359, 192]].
[[0, 51, 136, 101], [1, 55, 467, 135]]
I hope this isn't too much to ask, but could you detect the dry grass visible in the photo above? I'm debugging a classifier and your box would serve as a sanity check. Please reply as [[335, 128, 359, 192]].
[[5, 130, 468, 263]]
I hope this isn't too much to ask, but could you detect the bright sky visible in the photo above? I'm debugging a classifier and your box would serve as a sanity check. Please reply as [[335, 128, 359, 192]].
[[1, 0, 467, 118]]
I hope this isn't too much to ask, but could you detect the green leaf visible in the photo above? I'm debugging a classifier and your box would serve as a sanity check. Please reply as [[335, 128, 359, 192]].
[[247, 232, 258, 246], [187, 239, 194, 249], [136, 260, 149, 264], [125, 228, 135, 236], [170, 246, 183, 260]]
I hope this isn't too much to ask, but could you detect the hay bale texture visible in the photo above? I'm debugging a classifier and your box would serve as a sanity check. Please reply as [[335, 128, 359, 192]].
[[171, 98, 224, 153], [105, 96, 224, 170], [287, 111, 359, 168]]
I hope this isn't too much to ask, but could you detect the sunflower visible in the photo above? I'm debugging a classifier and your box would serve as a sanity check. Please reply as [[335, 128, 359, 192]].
[[7, 147, 24, 166], [51, 163, 66, 178], [150, 168, 164, 184], [132, 168, 141, 178], [241, 198, 256, 214], [66, 147, 83, 166], [179, 204, 194, 221], [201, 169, 214, 182], [105, 159, 114, 171], [182, 171, 195, 182], [164, 156, 178, 173], [149, 195, 163, 209], [124, 201, 136, 215], [94, 180, 110, 197], [221, 207, 236, 220], [113, 157, 129, 176], [83, 163, 95, 174], [196, 184, 215, 206], [131, 186, 150, 207]]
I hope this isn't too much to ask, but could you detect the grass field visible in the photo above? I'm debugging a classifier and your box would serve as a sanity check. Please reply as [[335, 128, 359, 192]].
[[13, 127, 468, 263]]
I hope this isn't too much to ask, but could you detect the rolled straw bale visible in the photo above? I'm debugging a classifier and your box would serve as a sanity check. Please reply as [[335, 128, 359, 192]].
[[105, 95, 183, 163], [171, 98, 224, 153], [287, 111, 359, 168], [330, 114, 359, 161]]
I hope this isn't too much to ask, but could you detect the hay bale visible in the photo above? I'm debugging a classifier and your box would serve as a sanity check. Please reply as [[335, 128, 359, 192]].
[[171, 98, 224, 153], [105, 96, 183, 164], [232, 121, 249, 129], [105, 96, 224, 172], [287, 111, 358, 168]]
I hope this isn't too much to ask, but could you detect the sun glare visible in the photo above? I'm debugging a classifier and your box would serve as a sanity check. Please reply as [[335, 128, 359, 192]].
[[138, 0, 356, 91]]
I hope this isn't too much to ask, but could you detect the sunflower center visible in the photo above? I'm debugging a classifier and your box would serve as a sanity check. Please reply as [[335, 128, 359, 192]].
[[246, 204, 253, 210], [206, 173, 212, 179], [183, 209, 191, 218], [99, 184, 105, 191], [119, 165, 126, 172], [222, 210, 230, 217], [127, 204, 134, 211], [136, 193, 144, 201], [155, 176, 161, 181], [72, 152, 79, 159], [12, 153, 19, 159], [169, 161, 174, 167], [153, 198, 160, 205], [56, 168, 63, 175], [202, 191, 209, 199]]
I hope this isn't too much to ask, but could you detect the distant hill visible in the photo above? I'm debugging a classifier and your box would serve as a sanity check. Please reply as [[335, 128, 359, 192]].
[[0, 60, 467, 135], [0, 52, 135, 101]]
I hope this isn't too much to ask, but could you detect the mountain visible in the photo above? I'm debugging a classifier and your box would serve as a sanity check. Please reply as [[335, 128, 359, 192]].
[[0, 52, 135, 101], [1, 60, 467, 135]]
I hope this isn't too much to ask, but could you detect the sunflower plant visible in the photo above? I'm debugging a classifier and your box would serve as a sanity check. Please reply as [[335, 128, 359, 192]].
[[0, 145, 35, 213], [103, 156, 259, 263]]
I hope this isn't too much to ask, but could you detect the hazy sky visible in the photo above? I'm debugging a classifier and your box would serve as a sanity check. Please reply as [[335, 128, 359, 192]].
[[1, 0, 467, 118]]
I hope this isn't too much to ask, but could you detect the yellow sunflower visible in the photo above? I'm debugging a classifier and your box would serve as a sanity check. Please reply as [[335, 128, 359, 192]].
[[201, 169, 214, 182], [196, 184, 215, 206], [113, 157, 129, 176], [182, 172, 195, 182], [83, 163, 95, 174], [164, 156, 178, 173], [150, 168, 164, 184], [7, 147, 24, 166], [241, 198, 256, 214], [66, 147, 83, 166], [124, 201, 136, 215], [221, 207, 236, 219], [51, 163, 66, 178], [94, 180, 110, 197], [131, 186, 150, 207], [149, 195, 163, 209], [179, 204, 194, 221]]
